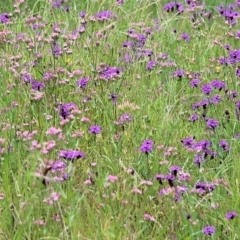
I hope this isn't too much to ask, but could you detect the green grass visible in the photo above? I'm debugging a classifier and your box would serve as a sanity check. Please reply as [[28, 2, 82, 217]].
[[0, 0, 240, 239]]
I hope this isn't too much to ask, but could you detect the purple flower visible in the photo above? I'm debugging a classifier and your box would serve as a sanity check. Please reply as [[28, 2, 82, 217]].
[[146, 61, 157, 70], [190, 79, 200, 88], [201, 84, 213, 95], [122, 41, 134, 48], [165, 174, 175, 187], [181, 33, 190, 42], [51, 161, 66, 172], [79, 11, 86, 18], [52, 1, 62, 8], [189, 114, 199, 122], [206, 118, 219, 130], [193, 140, 211, 150], [211, 94, 222, 104], [109, 93, 118, 104], [155, 174, 165, 184], [211, 80, 226, 91], [140, 139, 154, 155], [0, 13, 10, 23], [76, 77, 89, 89], [219, 140, 230, 151], [115, 113, 132, 125], [236, 67, 240, 77], [202, 226, 216, 235], [173, 70, 186, 79], [59, 103, 76, 119], [194, 153, 205, 167], [170, 166, 181, 176], [58, 150, 85, 161], [31, 80, 45, 91], [195, 182, 216, 194], [89, 125, 102, 134], [96, 10, 115, 21], [226, 211, 238, 220], [181, 137, 195, 148], [100, 66, 122, 80]]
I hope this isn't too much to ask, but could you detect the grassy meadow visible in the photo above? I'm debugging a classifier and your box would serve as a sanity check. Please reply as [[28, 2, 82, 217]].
[[0, 0, 240, 239]]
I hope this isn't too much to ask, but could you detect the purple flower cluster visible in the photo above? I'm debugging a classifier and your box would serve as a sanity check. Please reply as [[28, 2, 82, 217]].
[[140, 139, 154, 154], [195, 182, 216, 194], [163, 2, 184, 13], [89, 125, 102, 134], [58, 150, 85, 161], [96, 10, 115, 21], [59, 103, 76, 119], [99, 66, 122, 80], [0, 13, 10, 23], [202, 226, 216, 235], [76, 77, 90, 89]]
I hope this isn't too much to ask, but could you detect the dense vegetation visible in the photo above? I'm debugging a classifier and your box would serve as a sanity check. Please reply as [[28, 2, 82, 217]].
[[0, 0, 240, 239]]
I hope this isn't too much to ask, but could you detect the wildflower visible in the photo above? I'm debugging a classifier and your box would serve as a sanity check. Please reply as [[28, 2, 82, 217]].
[[226, 211, 238, 220], [59, 103, 76, 119], [201, 84, 213, 95], [170, 166, 181, 176], [96, 10, 115, 21], [193, 153, 205, 167], [181, 137, 195, 148], [76, 77, 89, 89], [195, 182, 216, 194], [46, 126, 62, 135], [79, 11, 86, 18], [140, 139, 154, 154], [31, 80, 45, 91], [89, 125, 101, 134], [143, 214, 155, 221], [206, 118, 219, 130], [165, 174, 175, 187], [190, 79, 200, 88], [219, 140, 230, 151], [211, 80, 226, 91], [202, 226, 216, 236], [211, 94, 222, 104], [131, 188, 142, 194], [109, 93, 118, 104], [107, 175, 118, 182], [51, 161, 66, 173], [58, 150, 85, 161], [181, 33, 190, 42], [189, 113, 199, 122], [146, 61, 158, 70]]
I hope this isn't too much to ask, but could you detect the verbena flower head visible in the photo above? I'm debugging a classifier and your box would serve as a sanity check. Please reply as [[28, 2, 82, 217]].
[[0, 13, 10, 24], [76, 77, 89, 89], [96, 10, 115, 21], [190, 79, 200, 88], [89, 125, 102, 134], [140, 139, 154, 154], [195, 182, 216, 194], [59, 103, 76, 119], [115, 113, 132, 125], [181, 137, 195, 148], [170, 166, 181, 176], [181, 33, 190, 41], [226, 211, 238, 220], [189, 114, 199, 122], [211, 80, 226, 91], [58, 150, 85, 161], [109, 93, 118, 104], [146, 61, 158, 70], [206, 118, 219, 130], [202, 226, 216, 235], [201, 84, 213, 95]]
